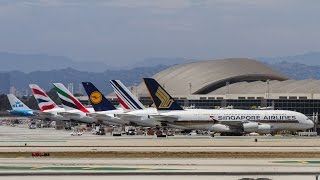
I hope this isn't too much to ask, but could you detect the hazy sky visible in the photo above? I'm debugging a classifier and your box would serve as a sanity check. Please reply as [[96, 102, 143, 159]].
[[0, 0, 320, 66]]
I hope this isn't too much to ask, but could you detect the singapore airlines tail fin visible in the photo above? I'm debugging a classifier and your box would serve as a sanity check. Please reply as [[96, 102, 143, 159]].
[[143, 78, 183, 111], [53, 83, 89, 113], [82, 82, 116, 112], [110, 80, 145, 111], [29, 84, 58, 111]]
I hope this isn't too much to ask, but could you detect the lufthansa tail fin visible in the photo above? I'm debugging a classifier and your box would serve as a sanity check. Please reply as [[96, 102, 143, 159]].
[[53, 83, 89, 113], [82, 82, 116, 112], [143, 78, 183, 111], [7, 94, 31, 111], [110, 80, 145, 111], [29, 84, 58, 111]]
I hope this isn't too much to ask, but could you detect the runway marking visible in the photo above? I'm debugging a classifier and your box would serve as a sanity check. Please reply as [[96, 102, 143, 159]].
[[272, 161, 320, 165], [0, 140, 66, 142], [0, 166, 185, 171]]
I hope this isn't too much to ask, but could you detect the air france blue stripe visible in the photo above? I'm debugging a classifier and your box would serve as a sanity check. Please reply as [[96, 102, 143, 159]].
[[112, 80, 142, 109], [111, 82, 137, 110], [110, 80, 143, 110]]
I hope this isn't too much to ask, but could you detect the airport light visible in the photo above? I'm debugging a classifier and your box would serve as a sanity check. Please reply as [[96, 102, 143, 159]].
[[226, 81, 230, 99], [266, 79, 270, 99]]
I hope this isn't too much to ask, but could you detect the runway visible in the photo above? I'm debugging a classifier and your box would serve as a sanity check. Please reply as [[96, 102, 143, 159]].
[[1, 125, 320, 179], [0, 158, 320, 179]]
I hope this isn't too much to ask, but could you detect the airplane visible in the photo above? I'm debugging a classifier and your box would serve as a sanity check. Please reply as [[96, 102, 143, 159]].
[[110, 80, 160, 127], [29, 84, 68, 121], [7, 94, 34, 117], [81, 82, 128, 125], [52, 83, 97, 124], [143, 78, 314, 135]]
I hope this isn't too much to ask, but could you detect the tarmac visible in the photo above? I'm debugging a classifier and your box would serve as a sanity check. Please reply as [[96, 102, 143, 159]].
[[1, 124, 320, 179]]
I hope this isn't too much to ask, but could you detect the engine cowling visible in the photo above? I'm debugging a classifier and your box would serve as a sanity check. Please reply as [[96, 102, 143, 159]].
[[212, 124, 230, 132], [256, 124, 272, 134], [243, 122, 259, 132]]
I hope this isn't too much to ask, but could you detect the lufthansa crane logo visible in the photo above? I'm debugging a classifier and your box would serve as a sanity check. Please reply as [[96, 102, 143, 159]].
[[90, 91, 102, 104], [155, 87, 173, 108]]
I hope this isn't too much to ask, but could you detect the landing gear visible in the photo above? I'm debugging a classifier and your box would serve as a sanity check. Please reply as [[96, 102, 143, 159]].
[[220, 132, 243, 136]]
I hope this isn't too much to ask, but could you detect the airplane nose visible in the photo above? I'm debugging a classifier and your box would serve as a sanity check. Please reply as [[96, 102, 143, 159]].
[[306, 119, 314, 129]]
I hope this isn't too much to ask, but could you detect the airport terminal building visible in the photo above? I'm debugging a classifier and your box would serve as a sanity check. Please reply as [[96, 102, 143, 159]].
[[81, 58, 320, 120]]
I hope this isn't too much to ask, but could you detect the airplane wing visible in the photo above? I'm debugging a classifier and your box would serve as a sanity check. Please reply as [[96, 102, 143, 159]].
[[117, 114, 143, 121], [33, 111, 56, 117], [212, 118, 259, 129], [87, 113, 112, 120], [150, 115, 178, 123], [58, 112, 82, 119]]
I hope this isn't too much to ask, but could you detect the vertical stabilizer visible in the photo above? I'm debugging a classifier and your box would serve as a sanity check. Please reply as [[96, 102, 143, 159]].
[[110, 80, 144, 111], [53, 83, 89, 113], [82, 82, 116, 112], [143, 78, 183, 111]]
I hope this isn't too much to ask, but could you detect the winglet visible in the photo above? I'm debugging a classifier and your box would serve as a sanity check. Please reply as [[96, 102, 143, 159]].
[[143, 78, 183, 111], [82, 82, 116, 112]]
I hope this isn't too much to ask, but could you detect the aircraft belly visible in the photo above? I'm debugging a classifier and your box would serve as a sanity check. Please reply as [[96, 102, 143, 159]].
[[267, 123, 302, 130], [72, 116, 96, 124], [101, 118, 128, 125], [172, 120, 215, 130]]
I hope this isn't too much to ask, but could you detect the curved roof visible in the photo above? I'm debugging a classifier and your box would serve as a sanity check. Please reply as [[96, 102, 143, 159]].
[[137, 58, 288, 96], [210, 79, 320, 95]]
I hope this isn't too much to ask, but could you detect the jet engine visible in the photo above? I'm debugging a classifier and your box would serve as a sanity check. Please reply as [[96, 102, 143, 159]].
[[243, 122, 259, 132], [256, 124, 272, 134], [243, 122, 272, 134], [212, 124, 230, 132]]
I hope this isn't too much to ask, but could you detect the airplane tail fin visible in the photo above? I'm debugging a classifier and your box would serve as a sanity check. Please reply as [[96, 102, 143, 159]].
[[7, 94, 31, 111], [53, 83, 89, 113], [29, 84, 58, 111], [110, 80, 145, 111], [82, 82, 116, 112], [143, 78, 183, 111]]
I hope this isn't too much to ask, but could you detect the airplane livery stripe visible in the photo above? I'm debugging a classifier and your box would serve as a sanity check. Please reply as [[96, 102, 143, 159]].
[[116, 94, 130, 110], [60, 99, 79, 110], [41, 104, 56, 111], [112, 86, 136, 110], [54, 86, 89, 113], [110, 81, 137, 109], [36, 98, 49, 104], [31, 88, 48, 97], [111, 80, 142, 110]]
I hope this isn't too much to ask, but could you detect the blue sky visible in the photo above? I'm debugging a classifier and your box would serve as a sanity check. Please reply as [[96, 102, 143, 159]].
[[0, 0, 320, 66]]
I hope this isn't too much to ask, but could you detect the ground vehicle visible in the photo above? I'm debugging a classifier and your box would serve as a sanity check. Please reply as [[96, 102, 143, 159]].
[[29, 121, 36, 129], [70, 131, 82, 136], [91, 126, 106, 135]]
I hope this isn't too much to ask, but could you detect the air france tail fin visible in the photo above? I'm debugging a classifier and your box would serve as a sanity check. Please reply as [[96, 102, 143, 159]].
[[7, 94, 31, 111], [29, 84, 58, 111], [82, 82, 116, 112], [110, 80, 145, 111], [53, 83, 89, 113], [143, 78, 183, 111]]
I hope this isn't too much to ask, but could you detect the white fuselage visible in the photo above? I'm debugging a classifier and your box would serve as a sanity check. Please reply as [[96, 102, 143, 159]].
[[89, 109, 127, 125], [158, 109, 314, 133], [121, 108, 161, 127]]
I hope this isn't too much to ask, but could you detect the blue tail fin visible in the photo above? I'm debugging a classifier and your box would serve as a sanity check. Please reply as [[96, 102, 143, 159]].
[[143, 78, 183, 111], [82, 82, 116, 111]]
